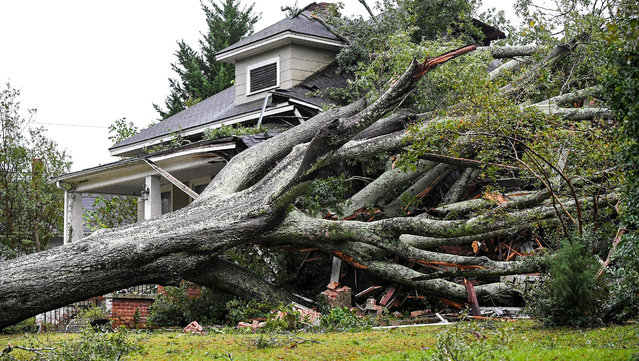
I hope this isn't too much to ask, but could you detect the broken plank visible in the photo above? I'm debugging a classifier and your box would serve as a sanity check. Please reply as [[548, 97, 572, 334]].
[[380, 286, 398, 306], [463, 278, 481, 316], [355, 286, 382, 299], [143, 159, 199, 199]]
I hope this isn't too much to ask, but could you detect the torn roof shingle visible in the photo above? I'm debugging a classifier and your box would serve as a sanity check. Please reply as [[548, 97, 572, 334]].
[[272, 62, 352, 107], [216, 10, 343, 57]]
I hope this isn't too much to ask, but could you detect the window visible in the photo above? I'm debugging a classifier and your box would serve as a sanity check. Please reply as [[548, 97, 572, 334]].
[[161, 191, 171, 215], [246, 57, 279, 95]]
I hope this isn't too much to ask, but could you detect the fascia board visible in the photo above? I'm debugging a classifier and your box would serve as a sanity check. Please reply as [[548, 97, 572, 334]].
[[216, 31, 347, 63]]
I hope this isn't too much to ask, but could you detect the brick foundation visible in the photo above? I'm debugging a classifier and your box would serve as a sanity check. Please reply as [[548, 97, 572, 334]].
[[106, 295, 155, 328]]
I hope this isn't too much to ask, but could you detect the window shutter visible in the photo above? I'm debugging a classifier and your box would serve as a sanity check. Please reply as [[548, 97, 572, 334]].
[[249, 62, 278, 93]]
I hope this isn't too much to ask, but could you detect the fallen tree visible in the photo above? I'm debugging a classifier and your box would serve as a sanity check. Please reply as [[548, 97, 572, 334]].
[[0, 38, 619, 328]]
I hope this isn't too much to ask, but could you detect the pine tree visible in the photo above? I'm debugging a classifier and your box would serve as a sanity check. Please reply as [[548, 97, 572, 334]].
[[154, 0, 260, 119]]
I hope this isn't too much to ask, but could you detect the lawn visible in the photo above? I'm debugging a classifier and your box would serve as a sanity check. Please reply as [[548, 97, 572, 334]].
[[1, 320, 637, 360]]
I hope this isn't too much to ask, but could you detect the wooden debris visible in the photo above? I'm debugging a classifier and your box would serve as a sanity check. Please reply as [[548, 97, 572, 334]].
[[379, 286, 397, 306], [355, 286, 382, 299], [410, 309, 432, 318], [463, 278, 481, 316]]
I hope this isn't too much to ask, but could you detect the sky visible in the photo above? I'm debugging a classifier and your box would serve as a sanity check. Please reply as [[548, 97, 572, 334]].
[[0, 0, 516, 172]]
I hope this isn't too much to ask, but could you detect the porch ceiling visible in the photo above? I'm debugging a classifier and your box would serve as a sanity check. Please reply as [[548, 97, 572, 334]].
[[56, 143, 233, 196]]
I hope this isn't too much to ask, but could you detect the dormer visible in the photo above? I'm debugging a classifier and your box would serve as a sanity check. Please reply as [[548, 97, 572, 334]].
[[216, 3, 347, 105]]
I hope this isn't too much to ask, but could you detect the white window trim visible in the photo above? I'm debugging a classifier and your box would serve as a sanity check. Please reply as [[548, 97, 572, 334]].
[[246, 56, 280, 96]]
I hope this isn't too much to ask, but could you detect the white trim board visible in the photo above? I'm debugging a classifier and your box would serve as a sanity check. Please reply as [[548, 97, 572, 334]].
[[216, 31, 347, 63]]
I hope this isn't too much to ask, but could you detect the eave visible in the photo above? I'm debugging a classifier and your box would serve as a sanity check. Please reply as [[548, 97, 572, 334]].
[[216, 31, 347, 64]]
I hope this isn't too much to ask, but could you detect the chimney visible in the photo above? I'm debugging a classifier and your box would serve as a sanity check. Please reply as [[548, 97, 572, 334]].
[[303, 2, 332, 15]]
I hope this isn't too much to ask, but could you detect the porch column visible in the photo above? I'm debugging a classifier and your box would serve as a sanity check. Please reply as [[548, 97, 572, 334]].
[[137, 196, 144, 222], [144, 175, 161, 220], [69, 192, 84, 242]]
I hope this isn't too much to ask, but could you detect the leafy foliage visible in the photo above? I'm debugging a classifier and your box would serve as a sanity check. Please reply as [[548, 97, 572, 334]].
[[13, 328, 140, 361], [319, 307, 370, 332], [225, 298, 278, 325], [203, 124, 264, 140], [0, 83, 70, 257], [601, 0, 639, 323], [432, 318, 511, 360], [295, 174, 352, 216], [84, 195, 137, 231], [154, 0, 260, 119], [325, 0, 491, 74], [148, 282, 233, 327], [107, 118, 139, 146]]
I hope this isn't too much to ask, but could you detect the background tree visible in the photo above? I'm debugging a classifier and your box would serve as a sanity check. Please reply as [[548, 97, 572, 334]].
[[0, 83, 70, 259], [154, 0, 260, 119], [84, 118, 139, 231]]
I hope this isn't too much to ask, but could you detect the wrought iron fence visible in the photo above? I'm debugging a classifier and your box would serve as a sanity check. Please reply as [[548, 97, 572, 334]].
[[34, 284, 158, 331], [113, 284, 158, 295]]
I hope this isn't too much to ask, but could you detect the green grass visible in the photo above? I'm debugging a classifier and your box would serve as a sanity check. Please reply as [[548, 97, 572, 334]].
[[1, 320, 637, 360]]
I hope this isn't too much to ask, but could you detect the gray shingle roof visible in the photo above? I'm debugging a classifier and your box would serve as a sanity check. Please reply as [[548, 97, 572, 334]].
[[110, 87, 263, 151], [272, 62, 352, 107], [216, 11, 341, 57]]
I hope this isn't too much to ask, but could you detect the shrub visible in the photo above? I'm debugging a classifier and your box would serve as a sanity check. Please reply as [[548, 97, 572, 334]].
[[1, 317, 36, 334], [319, 307, 369, 332], [525, 235, 604, 327], [225, 299, 278, 325], [604, 233, 639, 323], [148, 282, 232, 327]]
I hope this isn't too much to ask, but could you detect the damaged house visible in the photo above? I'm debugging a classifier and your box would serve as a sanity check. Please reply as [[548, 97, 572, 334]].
[[48, 2, 507, 328], [54, 3, 350, 243]]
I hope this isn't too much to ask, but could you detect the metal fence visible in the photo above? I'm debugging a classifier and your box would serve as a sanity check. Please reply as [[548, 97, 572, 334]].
[[113, 284, 157, 296], [34, 284, 158, 331], [35, 298, 100, 330]]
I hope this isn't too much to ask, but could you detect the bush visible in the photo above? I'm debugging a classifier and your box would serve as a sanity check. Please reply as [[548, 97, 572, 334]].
[[147, 282, 232, 327], [319, 307, 369, 332], [225, 299, 278, 326], [525, 235, 604, 327], [604, 233, 639, 323], [1, 317, 36, 334]]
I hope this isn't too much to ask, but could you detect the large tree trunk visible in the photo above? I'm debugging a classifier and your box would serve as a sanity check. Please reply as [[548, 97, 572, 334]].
[[0, 44, 615, 328]]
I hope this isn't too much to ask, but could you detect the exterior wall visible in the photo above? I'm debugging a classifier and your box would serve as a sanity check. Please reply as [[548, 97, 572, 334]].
[[283, 43, 336, 88], [234, 43, 337, 105], [235, 45, 291, 104]]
